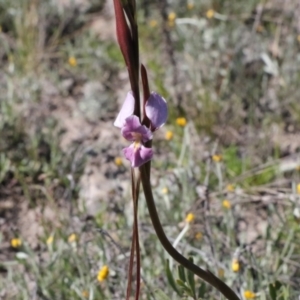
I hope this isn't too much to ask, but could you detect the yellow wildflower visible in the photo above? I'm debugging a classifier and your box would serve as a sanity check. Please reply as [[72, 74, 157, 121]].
[[212, 154, 222, 162], [195, 232, 202, 240], [165, 130, 174, 141], [68, 56, 77, 67], [168, 12, 176, 27], [218, 268, 224, 278], [244, 290, 256, 299], [231, 258, 240, 272], [97, 265, 109, 282], [226, 184, 235, 192], [297, 183, 300, 194], [10, 238, 22, 248], [176, 117, 187, 127], [222, 199, 231, 209], [297, 35, 300, 43], [114, 157, 123, 166], [168, 12, 176, 22], [46, 235, 54, 245], [187, 2, 194, 10], [149, 19, 158, 28], [185, 213, 195, 223], [68, 233, 78, 243], [82, 290, 89, 298], [162, 187, 169, 194], [206, 9, 215, 19]]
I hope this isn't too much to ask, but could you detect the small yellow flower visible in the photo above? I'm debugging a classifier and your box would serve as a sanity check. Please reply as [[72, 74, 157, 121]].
[[68, 233, 78, 243], [212, 154, 222, 162], [114, 157, 123, 166], [218, 268, 224, 278], [176, 117, 187, 127], [222, 199, 231, 209], [296, 165, 300, 171], [297, 183, 300, 194], [297, 35, 300, 43], [231, 258, 240, 272], [168, 12, 176, 27], [244, 290, 256, 299], [97, 265, 109, 282], [168, 12, 176, 22], [165, 130, 174, 141], [68, 56, 77, 67], [82, 290, 89, 298], [162, 187, 169, 194], [187, 2, 194, 10], [226, 184, 235, 192], [46, 235, 54, 245], [206, 9, 215, 19], [149, 19, 158, 28], [185, 213, 195, 223], [10, 238, 22, 248], [195, 232, 202, 240]]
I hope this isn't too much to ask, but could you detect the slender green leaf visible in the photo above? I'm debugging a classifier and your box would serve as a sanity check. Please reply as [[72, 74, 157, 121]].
[[198, 282, 206, 298], [178, 265, 186, 282], [187, 258, 196, 298], [165, 260, 181, 296]]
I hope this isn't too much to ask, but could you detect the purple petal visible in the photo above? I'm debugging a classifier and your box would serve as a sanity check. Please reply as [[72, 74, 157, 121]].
[[114, 91, 135, 128], [121, 115, 153, 142], [145, 92, 168, 131], [123, 143, 153, 168]]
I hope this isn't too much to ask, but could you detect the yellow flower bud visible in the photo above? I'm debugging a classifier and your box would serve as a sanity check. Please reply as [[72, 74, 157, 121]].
[[297, 183, 300, 194], [206, 9, 215, 19], [222, 199, 231, 209], [244, 290, 256, 299], [231, 258, 240, 272], [187, 3, 194, 10], [176, 117, 187, 127], [68, 233, 78, 243], [212, 154, 222, 162], [46, 235, 54, 245], [185, 213, 195, 223], [226, 184, 235, 192], [162, 187, 169, 194], [97, 265, 109, 282], [168, 12, 176, 22], [68, 56, 77, 67], [149, 19, 158, 28], [11, 238, 22, 248], [195, 232, 202, 240], [114, 157, 123, 166], [165, 130, 174, 141]]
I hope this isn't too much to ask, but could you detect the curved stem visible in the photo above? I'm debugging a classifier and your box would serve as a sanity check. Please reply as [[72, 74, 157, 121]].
[[139, 165, 240, 300]]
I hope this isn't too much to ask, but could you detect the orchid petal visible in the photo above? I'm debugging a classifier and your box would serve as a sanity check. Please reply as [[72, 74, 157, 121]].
[[114, 91, 135, 128], [123, 143, 153, 167], [121, 115, 153, 142], [145, 92, 168, 130]]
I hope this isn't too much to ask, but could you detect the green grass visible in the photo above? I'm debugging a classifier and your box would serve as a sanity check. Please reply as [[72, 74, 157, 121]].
[[1, 0, 300, 299]]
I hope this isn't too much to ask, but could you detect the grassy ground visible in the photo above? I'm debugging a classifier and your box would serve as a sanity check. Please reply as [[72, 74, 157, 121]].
[[1, 0, 300, 299]]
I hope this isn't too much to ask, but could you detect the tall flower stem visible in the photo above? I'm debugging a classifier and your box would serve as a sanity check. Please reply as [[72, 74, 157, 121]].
[[139, 165, 240, 300]]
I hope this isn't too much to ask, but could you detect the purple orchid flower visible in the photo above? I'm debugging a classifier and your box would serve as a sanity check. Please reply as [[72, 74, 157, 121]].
[[114, 91, 168, 167]]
